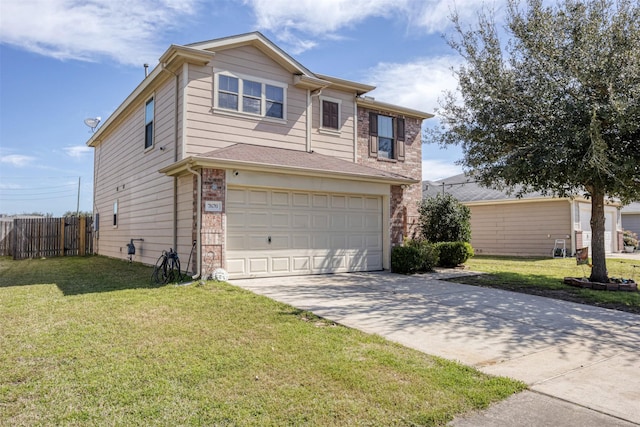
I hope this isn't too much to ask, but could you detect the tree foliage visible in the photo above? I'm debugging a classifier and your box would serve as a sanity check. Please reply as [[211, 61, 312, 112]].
[[433, 0, 640, 282], [418, 193, 471, 243]]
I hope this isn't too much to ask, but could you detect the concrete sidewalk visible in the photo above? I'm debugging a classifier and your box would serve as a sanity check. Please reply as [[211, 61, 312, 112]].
[[231, 271, 640, 426]]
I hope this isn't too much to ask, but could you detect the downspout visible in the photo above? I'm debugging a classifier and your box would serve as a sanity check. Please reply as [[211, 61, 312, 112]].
[[186, 163, 202, 278], [306, 89, 312, 152], [353, 94, 358, 163], [569, 199, 576, 256], [161, 63, 181, 254]]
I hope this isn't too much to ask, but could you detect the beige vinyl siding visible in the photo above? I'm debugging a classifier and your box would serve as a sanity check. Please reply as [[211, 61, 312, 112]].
[[468, 200, 571, 256], [93, 77, 186, 266], [311, 88, 355, 161], [176, 174, 195, 273], [184, 46, 309, 156]]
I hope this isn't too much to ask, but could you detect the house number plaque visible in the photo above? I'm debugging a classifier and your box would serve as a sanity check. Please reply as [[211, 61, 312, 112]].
[[205, 201, 222, 212]]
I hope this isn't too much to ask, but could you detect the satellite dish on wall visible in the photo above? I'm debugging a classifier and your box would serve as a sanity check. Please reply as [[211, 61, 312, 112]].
[[84, 117, 101, 132]]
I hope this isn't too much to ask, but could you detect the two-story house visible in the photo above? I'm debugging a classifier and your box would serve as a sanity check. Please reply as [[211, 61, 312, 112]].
[[87, 32, 432, 279]]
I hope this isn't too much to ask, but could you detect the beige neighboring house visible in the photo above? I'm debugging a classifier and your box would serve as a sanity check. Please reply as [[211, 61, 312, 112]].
[[87, 32, 432, 279], [423, 174, 624, 257], [622, 202, 640, 237]]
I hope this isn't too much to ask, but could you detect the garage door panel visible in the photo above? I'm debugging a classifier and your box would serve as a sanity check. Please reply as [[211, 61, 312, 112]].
[[313, 215, 329, 229], [272, 191, 289, 205], [227, 187, 383, 278], [293, 235, 310, 249], [271, 257, 290, 272], [271, 212, 289, 227], [331, 235, 347, 249], [227, 234, 246, 250], [293, 257, 311, 271], [331, 195, 347, 208], [313, 254, 345, 270], [292, 214, 310, 228], [248, 190, 269, 205], [331, 215, 347, 229], [249, 258, 269, 274], [227, 189, 246, 204], [313, 194, 329, 208], [348, 196, 364, 209], [292, 193, 310, 207]]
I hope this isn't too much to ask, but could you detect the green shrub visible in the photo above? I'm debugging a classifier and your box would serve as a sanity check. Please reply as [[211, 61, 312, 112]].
[[391, 245, 423, 274], [406, 239, 440, 272], [418, 194, 471, 243], [436, 242, 475, 267]]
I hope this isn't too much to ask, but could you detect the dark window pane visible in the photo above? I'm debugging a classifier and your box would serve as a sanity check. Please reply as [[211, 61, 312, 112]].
[[145, 122, 153, 148], [378, 115, 393, 138], [378, 137, 393, 159], [219, 75, 238, 93], [322, 100, 339, 129], [243, 80, 262, 97], [266, 85, 283, 102], [243, 96, 261, 114], [219, 92, 238, 110], [145, 98, 154, 125], [266, 101, 283, 118]]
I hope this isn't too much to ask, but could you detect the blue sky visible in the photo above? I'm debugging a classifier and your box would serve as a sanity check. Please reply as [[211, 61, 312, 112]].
[[0, 0, 500, 216]]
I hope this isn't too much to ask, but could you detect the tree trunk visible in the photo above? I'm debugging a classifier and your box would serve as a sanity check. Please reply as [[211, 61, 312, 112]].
[[588, 185, 608, 283]]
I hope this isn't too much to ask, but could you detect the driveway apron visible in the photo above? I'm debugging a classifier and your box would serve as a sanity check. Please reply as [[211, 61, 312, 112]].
[[231, 271, 640, 426]]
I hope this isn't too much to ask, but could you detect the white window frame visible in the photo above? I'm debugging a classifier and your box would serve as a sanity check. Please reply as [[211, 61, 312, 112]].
[[213, 70, 287, 123], [144, 96, 155, 151], [319, 95, 342, 135], [113, 200, 118, 228]]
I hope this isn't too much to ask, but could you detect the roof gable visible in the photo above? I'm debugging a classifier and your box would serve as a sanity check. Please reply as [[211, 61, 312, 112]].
[[187, 32, 314, 76]]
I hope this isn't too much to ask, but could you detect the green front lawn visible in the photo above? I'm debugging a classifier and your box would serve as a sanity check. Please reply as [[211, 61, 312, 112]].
[[455, 256, 640, 313], [0, 256, 524, 426]]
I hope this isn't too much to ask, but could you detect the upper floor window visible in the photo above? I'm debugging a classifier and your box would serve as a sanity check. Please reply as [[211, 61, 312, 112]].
[[321, 97, 341, 130], [144, 98, 154, 149], [215, 72, 286, 120], [369, 113, 405, 161]]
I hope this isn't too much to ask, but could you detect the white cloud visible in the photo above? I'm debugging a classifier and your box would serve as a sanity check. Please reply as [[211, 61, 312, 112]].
[[0, 154, 36, 167], [422, 159, 463, 181], [0, 0, 200, 65], [245, 0, 505, 52], [364, 55, 462, 114], [63, 146, 93, 158]]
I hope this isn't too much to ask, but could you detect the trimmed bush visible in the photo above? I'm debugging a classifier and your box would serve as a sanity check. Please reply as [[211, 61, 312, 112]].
[[419, 194, 471, 243], [436, 242, 475, 267], [406, 239, 440, 272], [391, 245, 422, 274]]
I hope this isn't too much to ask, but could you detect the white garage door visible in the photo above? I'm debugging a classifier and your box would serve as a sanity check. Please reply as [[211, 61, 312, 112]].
[[226, 187, 383, 278]]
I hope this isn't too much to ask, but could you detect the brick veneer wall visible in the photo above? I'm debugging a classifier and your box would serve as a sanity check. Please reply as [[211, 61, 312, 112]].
[[357, 107, 423, 245], [197, 168, 226, 277]]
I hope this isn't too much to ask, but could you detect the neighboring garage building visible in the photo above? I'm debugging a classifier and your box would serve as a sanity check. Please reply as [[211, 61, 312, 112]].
[[87, 32, 431, 279], [622, 202, 640, 237], [423, 174, 623, 257]]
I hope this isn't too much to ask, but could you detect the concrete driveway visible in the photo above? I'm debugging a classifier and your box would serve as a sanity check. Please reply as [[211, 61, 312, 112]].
[[231, 271, 640, 426]]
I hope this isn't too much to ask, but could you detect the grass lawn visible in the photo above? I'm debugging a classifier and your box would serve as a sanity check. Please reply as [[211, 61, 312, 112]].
[[0, 256, 525, 426], [454, 256, 640, 314]]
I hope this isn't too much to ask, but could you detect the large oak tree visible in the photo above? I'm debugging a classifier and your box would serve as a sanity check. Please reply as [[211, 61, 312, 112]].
[[434, 0, 640, 282]]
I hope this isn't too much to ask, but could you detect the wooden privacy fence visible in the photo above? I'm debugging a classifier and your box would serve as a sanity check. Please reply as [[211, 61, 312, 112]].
[[0, 217, 93, 260]]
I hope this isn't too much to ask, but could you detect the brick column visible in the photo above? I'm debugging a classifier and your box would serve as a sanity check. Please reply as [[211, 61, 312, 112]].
[[198, 169, 226, 277]]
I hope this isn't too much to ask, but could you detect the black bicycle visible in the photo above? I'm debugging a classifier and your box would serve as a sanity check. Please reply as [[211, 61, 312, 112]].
[[151, 248, 182, 284]]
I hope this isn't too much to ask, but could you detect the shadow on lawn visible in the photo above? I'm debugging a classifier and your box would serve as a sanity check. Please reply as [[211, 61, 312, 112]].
[[0, 255, 165, 295]]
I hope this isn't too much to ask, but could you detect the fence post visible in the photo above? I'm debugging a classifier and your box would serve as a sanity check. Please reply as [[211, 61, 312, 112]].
[[59, 217, 66, 257], [79, 217, 86, 256]]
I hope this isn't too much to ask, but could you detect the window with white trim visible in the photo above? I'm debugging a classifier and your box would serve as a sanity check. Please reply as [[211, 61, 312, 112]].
[[215, 72, 286, 120], [144, 97, 154, 149], [113, 200, 118, 227]]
